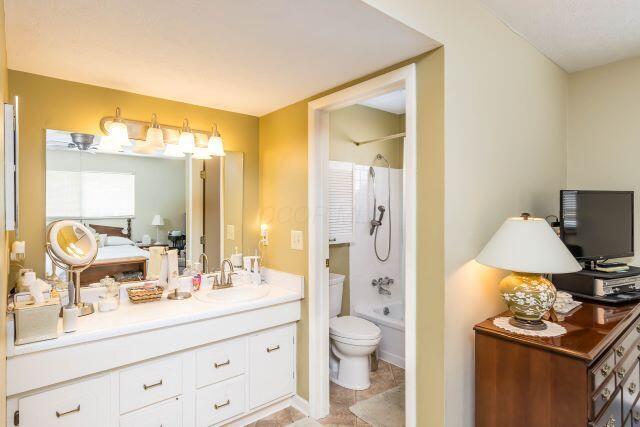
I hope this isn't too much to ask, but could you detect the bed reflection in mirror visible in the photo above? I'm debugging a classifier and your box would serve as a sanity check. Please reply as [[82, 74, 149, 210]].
[[44, 129, 243, 286]]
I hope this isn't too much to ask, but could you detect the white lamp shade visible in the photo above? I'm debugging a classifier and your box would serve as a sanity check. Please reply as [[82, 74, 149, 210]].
[[108, 121, 131, 147], [151, 215, 164, 226], [476, 216, 582, 274], [178, 131, 195, 153], [193, 146, 212, 160], [146, 126, 165, 150], [163, 143, 185, 158], [132, 140, 155, 154], [207, 135, 225, 156], [96, 135, 122, 152]]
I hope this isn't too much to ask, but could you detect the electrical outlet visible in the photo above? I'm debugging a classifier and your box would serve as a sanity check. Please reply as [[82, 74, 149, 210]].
[[291, 230, 304, 250], [226, 224, 235, 240]]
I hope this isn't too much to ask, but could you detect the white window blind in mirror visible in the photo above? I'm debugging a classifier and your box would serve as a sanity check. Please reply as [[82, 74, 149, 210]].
[[46, 170, 135, 219], [328, 160, 354, 245]]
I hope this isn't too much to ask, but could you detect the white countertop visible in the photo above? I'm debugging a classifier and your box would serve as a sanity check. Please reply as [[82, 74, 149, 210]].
[[7, 270, 303, 358]]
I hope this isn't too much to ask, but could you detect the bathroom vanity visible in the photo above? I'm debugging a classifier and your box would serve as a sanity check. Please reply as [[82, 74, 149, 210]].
[[5, 269, 303, 427]]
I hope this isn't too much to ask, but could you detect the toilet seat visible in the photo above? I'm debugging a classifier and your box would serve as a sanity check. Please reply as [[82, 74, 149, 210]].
[[330, 316, 381, 342]]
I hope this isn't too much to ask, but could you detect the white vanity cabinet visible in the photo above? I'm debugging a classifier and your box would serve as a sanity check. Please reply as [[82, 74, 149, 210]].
[[9, 323, 297, 427]]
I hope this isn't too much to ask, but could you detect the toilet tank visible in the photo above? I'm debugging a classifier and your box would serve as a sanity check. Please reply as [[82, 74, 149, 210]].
[[329, 273, 345, 318]]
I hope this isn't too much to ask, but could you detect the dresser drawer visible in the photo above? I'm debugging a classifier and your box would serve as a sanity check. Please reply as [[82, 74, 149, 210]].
[[196, 337, 246, 388], [18, 375, 110, 427], [119, 355, 182, 414], [615, 322, 640, 364], [249, 325, 295, 409], [594, 351, 617, 392], [594, 372, 618, 420], [631, 393, 640, 426], [120, 396, 182, 427], [623, 361, 640, 420], [592, 389, 622, 427], [196, 375, 245, 427]]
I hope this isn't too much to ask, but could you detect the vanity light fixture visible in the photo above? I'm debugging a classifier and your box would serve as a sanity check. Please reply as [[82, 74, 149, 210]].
[[107, 107, 131, 147], [96, 135, 122, 153], [132, 140, 155, 154], [146, 113, 165, 150], [192, 146, 212, 160], [163, 143, 186, 158], [178, 118, 195, 153], [207, 124, 226, 156]]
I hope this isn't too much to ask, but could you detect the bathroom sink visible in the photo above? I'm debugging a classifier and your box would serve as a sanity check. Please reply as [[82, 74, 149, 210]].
[[195, 285, 270, 303]]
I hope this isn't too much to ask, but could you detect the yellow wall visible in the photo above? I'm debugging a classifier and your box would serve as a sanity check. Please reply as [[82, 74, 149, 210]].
[[329, 104, 404, 168], [567, 56, 640, 265], [8, 70, 260, 278], [0, 0, 8, 420]]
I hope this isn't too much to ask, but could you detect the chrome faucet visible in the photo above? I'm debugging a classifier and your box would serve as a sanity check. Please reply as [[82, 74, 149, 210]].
[[198, 253, 210, 274], [372, 277, 393, 295], [213, 258, 234, 290]]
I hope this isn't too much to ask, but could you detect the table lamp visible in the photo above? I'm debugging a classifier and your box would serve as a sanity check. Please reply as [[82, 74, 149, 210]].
[[151, 214, 164, 244], [476, 213, 582, 330]]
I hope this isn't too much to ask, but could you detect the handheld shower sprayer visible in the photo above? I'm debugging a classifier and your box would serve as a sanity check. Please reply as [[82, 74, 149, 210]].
[[369, 154, 392, 262], [369, 206, 386, 235]]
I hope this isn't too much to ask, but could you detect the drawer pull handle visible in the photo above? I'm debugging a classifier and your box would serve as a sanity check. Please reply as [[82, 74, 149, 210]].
[[616, 346, 625, 357], [56, 405, 80, 418], [617, 367, 626, 379], [629, 382, 637, 394], [606, 415, 616, 427], [214, 400, 230, 410], [214, 360, 230, 368], [267, 345, 280, 353], [143, 379, 163, 390], [602, 387, 612, 401], [601, 363, 612, 377], [636, 324, 640, 333], [634, 412, 640, 422]]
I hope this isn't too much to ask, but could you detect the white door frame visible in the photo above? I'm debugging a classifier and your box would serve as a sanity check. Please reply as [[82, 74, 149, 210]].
[[307, 64, 417, 424]]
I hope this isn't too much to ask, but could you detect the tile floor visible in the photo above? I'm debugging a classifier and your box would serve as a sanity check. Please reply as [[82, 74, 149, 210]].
[[250, 361, 405, 427]]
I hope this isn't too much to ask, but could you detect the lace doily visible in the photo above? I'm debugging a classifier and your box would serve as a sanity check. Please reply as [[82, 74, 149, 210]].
[[493, 317, 567, 337]]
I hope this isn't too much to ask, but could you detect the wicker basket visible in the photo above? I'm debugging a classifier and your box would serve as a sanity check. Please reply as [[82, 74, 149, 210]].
[[126, 284, 164, 304]]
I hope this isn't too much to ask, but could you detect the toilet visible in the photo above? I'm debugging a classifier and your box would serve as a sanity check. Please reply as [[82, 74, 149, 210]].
[[329, 273, 381, 390]]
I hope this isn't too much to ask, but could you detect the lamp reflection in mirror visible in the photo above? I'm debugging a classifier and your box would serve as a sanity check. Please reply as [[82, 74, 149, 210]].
[[146, 113, 164, 150], [476, 213, 581, 331], [192, 146, 212, 160], [178, 118, 195, 153], [107, 107, 131, 147], [207, 124, 225, 156], [163, 143, 185, 158], [132, 140, 155, 154], [96, 135, 122, 153]]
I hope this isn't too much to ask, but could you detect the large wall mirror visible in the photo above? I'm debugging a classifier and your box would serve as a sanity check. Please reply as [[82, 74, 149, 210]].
[[45, 129, 243, 283]]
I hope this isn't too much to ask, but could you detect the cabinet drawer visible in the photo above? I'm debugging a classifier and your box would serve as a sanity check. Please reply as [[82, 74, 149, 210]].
[[120, 396, 182, 427], [196, 375, 245, 427], [623, 361, 640, 420], [119, 355, 182, 414], [632, 393, 640, 426], [196, 337, 246, 388], [617, 344, 640, 388], [249, 325, 295, 409], [593, 373, 617, 420], [616, 322, 640, 364], [18, 375, 109, 427], [592, 389, 622, 427], [594, 351, 617, 392]]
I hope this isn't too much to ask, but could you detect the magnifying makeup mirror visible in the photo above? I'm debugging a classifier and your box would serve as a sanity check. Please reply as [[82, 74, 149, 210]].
[[46, 220, 98, 316]]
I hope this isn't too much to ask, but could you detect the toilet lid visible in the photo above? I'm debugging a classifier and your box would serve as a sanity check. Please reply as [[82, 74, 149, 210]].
[[330, 316, 381, 340]]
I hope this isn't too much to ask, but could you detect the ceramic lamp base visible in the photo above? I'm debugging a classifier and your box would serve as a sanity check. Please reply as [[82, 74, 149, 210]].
[[508, 316, 547, 331]]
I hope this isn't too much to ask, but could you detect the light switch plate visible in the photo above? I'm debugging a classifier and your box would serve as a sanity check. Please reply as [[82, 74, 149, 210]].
[[291, 230, 304, 250], [226, 224, 235, 240]]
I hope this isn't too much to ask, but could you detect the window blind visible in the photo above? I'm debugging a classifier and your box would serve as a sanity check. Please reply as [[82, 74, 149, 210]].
[[328, 161, 354, 244], [46, 170, 135, 219]]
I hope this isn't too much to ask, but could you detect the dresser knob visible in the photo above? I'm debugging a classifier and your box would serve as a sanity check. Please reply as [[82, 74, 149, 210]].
[[601, 363, 612, 376], [634, 412, 640, 422], [606, 415, 616, 427], [636, 324, 640, 333], [617, 367, 626, 379], [629, 382, 637, 394], [602, 387, 612, 401], [616, 346, 625, 357]]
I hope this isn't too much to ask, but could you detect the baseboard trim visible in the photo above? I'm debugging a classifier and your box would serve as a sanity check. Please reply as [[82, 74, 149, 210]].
[[291, 394, 310, 416]]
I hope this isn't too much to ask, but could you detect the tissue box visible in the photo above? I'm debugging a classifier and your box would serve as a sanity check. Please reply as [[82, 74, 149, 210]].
[[14, 297, 60, 345]]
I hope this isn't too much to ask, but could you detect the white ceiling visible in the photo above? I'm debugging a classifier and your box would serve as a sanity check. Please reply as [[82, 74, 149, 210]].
[[479, 0, 640, 72], [359, 89, 405, 114], [5, 0, 438, 116]]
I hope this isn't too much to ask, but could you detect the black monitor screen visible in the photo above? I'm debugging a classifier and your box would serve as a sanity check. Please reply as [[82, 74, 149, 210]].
[[560, 190, 634, 260]]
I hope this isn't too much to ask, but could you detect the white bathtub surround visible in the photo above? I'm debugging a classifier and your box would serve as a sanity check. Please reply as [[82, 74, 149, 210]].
[[6, 270, 303, 427], [355, 302, 405, 368], [349, 165, 404, 312]]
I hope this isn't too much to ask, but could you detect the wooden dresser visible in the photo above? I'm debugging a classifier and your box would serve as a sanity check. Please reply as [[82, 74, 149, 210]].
[[475, 302, 640, 427]]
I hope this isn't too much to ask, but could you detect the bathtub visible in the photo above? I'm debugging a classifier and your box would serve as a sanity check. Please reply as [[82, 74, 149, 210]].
[[354, 302, 405, 368]]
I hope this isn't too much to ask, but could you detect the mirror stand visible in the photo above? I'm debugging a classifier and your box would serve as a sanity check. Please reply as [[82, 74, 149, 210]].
[[46, 243, 97, 316]]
